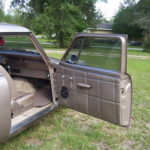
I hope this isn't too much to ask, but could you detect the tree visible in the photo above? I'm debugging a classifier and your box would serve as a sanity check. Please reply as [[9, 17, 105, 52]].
[[113, 0, 150, 52], [112, 6, 143, 40], [12, 0, 103, 47], [0, 0, 4, 22], [135, 0, 150, 51]]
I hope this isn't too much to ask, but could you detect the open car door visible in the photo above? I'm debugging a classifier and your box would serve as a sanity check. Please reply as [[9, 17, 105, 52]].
[[54, 34, 132, 127]]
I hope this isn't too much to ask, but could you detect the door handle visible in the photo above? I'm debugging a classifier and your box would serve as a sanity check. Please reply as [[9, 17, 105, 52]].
[[77, 83, 91, 89], [69, 77, 73, 89], [61, 75, 66, 86]]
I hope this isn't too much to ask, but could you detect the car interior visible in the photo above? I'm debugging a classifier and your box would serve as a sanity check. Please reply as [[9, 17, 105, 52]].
[[0, 51, 53, 133]]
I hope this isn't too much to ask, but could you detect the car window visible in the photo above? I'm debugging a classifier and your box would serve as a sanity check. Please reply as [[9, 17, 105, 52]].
[[64, 37, 121, 71], [0, 35, 38, 53]]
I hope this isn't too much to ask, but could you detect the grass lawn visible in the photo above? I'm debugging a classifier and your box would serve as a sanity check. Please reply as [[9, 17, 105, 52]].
[[0, 54, 150, 150], [127, 50, 150, 56]]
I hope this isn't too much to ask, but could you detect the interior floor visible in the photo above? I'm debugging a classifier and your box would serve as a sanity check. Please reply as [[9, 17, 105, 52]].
[[11, 76, 53, 117]]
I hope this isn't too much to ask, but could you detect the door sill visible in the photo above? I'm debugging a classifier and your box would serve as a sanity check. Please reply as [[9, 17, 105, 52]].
[[10, 103, 56, 137]]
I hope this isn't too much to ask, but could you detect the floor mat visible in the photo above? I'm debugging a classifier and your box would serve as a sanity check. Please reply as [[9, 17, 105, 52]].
[[33, 87, 52, 107]]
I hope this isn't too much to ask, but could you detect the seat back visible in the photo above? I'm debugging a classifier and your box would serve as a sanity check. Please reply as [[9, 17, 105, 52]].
[[0, 65, 17, 100]]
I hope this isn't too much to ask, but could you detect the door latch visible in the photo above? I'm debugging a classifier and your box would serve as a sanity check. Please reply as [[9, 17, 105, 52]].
[[61, 75, 73, 89]]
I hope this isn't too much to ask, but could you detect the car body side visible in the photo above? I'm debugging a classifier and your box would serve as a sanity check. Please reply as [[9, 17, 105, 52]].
[[0, 23, 132, 143]]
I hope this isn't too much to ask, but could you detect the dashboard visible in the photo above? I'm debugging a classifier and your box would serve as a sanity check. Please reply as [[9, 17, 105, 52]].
[[0, 50, 49, 79]]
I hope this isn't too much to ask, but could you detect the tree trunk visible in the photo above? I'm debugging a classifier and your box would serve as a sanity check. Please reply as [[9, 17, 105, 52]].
[[58, 31, 65, 48]]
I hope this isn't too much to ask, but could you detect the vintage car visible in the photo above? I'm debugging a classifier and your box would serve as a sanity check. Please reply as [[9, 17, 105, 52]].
[[0, 23, 132, 143]]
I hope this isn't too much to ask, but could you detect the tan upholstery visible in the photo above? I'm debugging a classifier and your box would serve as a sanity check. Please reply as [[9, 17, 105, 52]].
[[0, 65, 17, 100], [11, 92, 34, 116]]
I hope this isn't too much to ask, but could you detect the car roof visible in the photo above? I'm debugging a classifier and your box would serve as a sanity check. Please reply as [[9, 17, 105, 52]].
[[0, 22, 31, 33]]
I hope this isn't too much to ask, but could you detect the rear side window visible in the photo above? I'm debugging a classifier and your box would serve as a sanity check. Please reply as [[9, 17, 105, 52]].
[[0, 35, 37, 53], [64, 37, 121, 71]]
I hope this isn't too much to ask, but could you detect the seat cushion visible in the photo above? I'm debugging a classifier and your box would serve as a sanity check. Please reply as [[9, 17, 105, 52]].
[[13, 77, 36, 94]]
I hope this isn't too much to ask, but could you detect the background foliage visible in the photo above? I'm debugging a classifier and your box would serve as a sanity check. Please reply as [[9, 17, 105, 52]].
[[0, 0, 4, 21], [113, 0, 150, 51], [10, 0, 103, 47], [1, 0, 150, 50]]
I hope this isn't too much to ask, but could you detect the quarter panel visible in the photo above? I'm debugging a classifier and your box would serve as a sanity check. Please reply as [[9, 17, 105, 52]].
[[0, 75, 11, 142]]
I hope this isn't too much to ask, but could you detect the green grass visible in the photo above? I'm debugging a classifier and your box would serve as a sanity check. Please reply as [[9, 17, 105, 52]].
[[37, 37, 49, 43], [0, 50, 150, 150], [79, 55, 120, 71], [43, 45, 66, 51], [47, 53, 63, 59], [128, 50, 150, 56], [5, 36, 31, 42], [128, 45, 143, 49]]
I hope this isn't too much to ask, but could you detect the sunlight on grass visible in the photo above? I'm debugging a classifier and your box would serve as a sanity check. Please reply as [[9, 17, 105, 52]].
[[47, 53, 63, 59]]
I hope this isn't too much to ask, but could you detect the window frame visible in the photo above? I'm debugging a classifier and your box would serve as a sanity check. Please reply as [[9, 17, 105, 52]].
[[0, 32, 52, 69], [61, 34, 128, 74], [0, 34, 38, 53]]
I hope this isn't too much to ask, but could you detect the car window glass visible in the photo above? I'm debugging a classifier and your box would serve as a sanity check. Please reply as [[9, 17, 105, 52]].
[[65, 38, 83, 63], [0, 35, 38, 53], [64, 37, 121, 71]]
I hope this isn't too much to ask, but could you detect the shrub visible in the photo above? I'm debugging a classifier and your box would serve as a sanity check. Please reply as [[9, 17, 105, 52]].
[[143, 39, 150, 52]]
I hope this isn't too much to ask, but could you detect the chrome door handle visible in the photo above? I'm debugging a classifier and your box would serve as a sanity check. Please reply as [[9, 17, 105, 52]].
[[77, 83, 91, 89], [69, 77, 73, 89]]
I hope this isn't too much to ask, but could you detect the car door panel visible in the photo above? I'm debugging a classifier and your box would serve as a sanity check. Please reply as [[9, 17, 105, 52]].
[[54, 62, 132, 127], [53, 34, 132, 127]]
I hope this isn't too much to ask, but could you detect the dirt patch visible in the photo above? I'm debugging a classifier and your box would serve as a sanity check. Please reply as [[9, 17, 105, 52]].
[[67, 109, 99, 123], [121, 140, 135, 150], [145, 123, 150, 129], [93, 142, 111, 150], [65, 109, 101, 131], [47, 132, 62, 141], [128, 55, 150, 59], [25, 138, 43, 147], [102, 126, 128, 136]]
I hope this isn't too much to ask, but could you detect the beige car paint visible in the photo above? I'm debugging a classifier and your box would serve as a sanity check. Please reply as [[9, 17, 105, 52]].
[[0, 75, 11, 142]]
